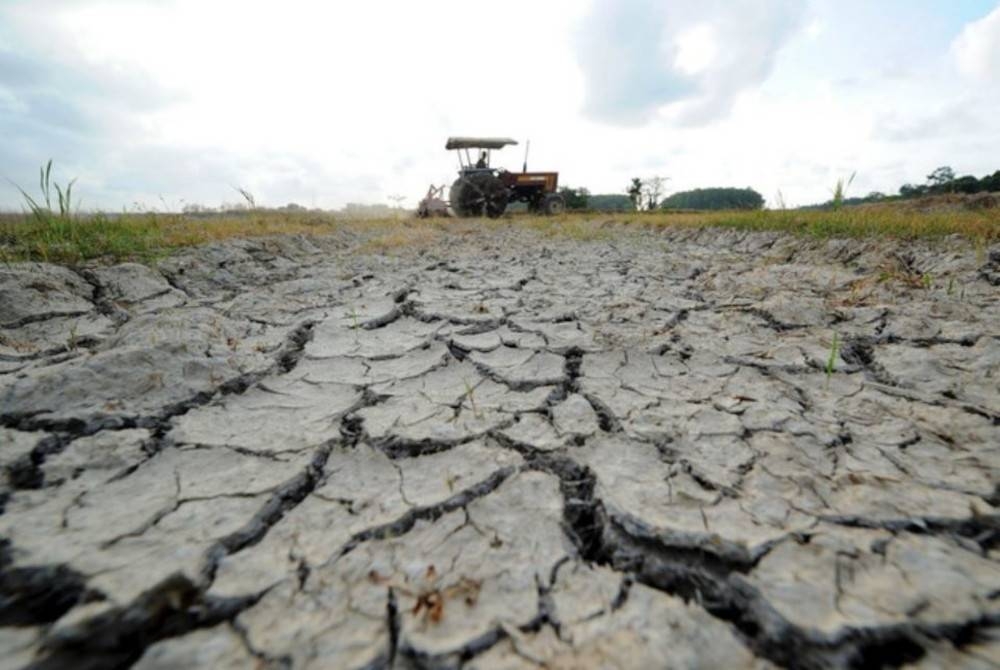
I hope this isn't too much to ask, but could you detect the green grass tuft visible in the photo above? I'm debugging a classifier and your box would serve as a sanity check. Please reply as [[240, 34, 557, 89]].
[[825, 332, 840, 381]]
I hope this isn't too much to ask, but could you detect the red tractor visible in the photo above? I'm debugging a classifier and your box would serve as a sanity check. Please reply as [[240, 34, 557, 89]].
[[419, 137, 564, 218]]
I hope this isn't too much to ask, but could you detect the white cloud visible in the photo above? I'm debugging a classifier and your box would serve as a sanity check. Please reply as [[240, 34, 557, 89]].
[[0, 0, 589, 209], [674, 24, 719, 76], [953, 5, 1000, 82], [574, 0, 806, 126], [1, 0, 999, 212]]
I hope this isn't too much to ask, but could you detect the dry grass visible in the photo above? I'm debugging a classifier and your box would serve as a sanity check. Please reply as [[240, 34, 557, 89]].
[[522, 217, 617, 241], [1, 210, 361, 263], [357, 221, 447, 254], [565, 208, 999, 241], [1, 204, 996, 265]]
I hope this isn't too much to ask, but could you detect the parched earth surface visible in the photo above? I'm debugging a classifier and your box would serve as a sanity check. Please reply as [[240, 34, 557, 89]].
[[1, 223, 998, 669]]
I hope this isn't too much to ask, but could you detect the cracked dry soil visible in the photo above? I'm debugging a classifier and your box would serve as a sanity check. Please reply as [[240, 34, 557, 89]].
[[1, 224, 998, 669]]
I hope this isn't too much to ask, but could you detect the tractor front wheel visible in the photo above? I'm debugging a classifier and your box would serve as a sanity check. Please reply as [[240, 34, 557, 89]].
[[542, 193, 565, 216]]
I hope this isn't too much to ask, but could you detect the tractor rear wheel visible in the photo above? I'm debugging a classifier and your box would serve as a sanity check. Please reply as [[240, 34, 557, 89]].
[[449, 173, 509, 218], [542, 193, 565, 216]]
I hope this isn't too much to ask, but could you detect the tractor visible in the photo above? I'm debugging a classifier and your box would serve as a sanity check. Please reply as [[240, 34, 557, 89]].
[[419, 137, 564, 218]]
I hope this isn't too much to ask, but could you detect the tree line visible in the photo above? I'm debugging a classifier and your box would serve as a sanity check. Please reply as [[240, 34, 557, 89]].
[[558, 180, 764, 212], [800, 166, 1000, 210], [557, 165, 998, 213], [898, 166, 1000, 198], [659, 187, 764, 210]]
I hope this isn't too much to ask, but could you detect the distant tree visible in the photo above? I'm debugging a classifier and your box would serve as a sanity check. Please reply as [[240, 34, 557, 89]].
[[641, 176, 668, 210], [627, 178, 643, 210], [926, 166, 955, 189], [865, 192, 886, 201], [558, 186, 590, 210], [660, 187, 764, 210], [984, 170, 1000, 192], [951, 176, 981, 194], [899, 183, 925, 198]]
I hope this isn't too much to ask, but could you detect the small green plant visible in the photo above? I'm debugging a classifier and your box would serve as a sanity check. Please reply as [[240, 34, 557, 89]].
[[774, 189, 787, 210], [66, 320, 80, 351], [921, 273, 933, 290], [947, 277, 955, 296], [463, 379, 482, 419], [12, 159, 76, 224], [348, 307, 360, 340], [825, 332, 840, 382], [975, 236, 987, 266], [831, 172, 856, 211]]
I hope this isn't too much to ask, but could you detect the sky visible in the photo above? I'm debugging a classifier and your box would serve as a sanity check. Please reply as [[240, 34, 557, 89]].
[[1, 0, 999, 210]]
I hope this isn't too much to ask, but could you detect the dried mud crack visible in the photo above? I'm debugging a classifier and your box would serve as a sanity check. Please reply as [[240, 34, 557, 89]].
[[1, 226, 998, 669]]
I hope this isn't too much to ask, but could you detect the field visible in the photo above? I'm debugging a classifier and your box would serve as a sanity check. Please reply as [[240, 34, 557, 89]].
[[6, 0, 999, 665], [2, 206, 999, 667], [1, 202, 998, 265]]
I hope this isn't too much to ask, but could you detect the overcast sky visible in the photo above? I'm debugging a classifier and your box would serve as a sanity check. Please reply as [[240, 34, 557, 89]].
[[2, 0, 999, 210]]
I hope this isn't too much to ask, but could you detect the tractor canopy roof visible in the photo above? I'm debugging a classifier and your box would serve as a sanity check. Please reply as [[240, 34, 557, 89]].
[[445, 137, 518, 150]]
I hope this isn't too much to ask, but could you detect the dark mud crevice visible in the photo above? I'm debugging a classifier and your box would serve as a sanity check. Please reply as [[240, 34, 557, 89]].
[[4, 433, 73, 490], [445, 339, 469, 362], [275, 320, 316, 373], [409, 305, 506, 331], [467, 359, 561, 394], [201, 440, 335, 583], [361, 303, 409, 330], [29, 574, 264, 670], [2, 310, 92, 331], [230, 619, 292, 670], [489, 434, 605, 563], [818, 513, 1000, 553], [722, 355, 822, 376], [979, 249, 1000, 286], [865, 381, 1000, 425], [2, 317, 322, 490], [1, 374, 260, 490], [74, 268, 129, 325], [0, 540, 103, 627], [606, 514, 774, 574], [157, 269, 194, 298], [747, 307, 809, 333], [370, 418, 515, 460], [489, 433, 996, 670], [599, 508, 999, 669], [581, 393, 623, 433], [561, 346, 583, 396], [839, 336, 895, 385], [0, 339, 99, 365], [21, 438, 336, 669], [335, 466, 517, 561]]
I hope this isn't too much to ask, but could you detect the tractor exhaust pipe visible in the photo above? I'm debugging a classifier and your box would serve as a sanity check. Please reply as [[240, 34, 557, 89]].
[[522, 139, 530, 173]]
